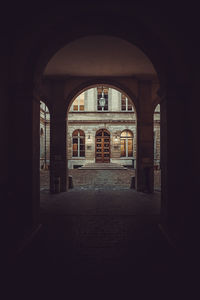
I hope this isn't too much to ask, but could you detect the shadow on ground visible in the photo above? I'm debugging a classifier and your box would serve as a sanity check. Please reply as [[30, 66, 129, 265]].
[[7, 189, 194, 299]]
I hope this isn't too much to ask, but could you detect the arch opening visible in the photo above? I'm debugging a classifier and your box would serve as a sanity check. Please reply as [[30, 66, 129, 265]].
[[66, 85, 137, 190]]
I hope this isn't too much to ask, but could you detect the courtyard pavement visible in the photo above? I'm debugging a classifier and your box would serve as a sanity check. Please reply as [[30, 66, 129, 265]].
[[40, 168, 161, 191], [9, 184, 194, 299]]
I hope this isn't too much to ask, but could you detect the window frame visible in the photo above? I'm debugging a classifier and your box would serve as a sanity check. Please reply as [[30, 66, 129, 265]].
[[72, 93, 85, 111], [72, 130, 85, 158], [121, 95, 133, 111], [120, 130, 134, 158]]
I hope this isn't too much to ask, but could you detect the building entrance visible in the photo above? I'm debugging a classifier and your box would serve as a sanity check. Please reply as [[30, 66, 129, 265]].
[[95, 129, 110, 163]]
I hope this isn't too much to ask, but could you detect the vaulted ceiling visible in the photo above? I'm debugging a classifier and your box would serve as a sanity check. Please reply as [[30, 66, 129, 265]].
[[44, 35, 157, 78]]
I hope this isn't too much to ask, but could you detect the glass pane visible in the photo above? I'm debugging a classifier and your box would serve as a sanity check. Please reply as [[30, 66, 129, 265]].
[[103, 131, 110, 136], [73, 130, 79, 136], [121, 131, 126, 137], [128, 99, 133, 111], [79, 130, 85, 136], [96, 131, 102, 136], [121, 95, 126, 110], [79, 93, 84, 103], [80, 144, 85, 150], [80, 151, 85, 157], [128, 139, 133, 157], [73, 138, 78, 144], [127, 131, 133, 137], [121, 139, 126, 157], [79, 105, 84, 111], [73, 151, 78, 157], [104, 98, 108, 110], [73, 105, 78, 111]]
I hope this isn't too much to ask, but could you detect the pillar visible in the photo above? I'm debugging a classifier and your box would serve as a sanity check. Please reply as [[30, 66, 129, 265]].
[[12, 83, 40, 242], [136, 81, 154, 193], [49, 82, 67, 193], [160, 84, 190, 247]]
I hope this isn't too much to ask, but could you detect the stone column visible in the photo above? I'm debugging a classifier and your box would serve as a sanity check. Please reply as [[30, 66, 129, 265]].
[[12, 83, 40, 240], [49, 82, 67, 193], [159, 85, 190, 244], [136, 81, 154, 193]]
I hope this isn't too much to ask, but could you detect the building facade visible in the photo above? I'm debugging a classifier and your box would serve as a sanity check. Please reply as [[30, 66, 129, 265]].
[[40, 87, 160, 170]]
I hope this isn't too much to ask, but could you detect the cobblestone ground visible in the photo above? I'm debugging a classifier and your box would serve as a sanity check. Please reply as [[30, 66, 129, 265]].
[[40, 169, 161, 190], [11, 185, 192, 299]]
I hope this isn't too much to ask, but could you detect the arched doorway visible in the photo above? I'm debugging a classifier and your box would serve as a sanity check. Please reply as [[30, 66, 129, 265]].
[[95, 129, 110, 163]]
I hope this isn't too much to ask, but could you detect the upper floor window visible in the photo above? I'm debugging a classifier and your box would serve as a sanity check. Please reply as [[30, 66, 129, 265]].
[[121, 94, 133, 111], [73, 93, 84, 111], [72, 130, 85, 157], [97, 86, 108, 111], [120, 130, 133, 157]]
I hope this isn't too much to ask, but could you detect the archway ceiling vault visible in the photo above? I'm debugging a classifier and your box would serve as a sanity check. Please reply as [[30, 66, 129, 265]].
[[44, 36, 157, 79]]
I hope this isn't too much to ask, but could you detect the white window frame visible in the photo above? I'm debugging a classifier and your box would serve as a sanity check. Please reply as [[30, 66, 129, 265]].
[[120, 131, 134, 158], [72, 94, 84, 111], [72, 131, 85, 158], [121, 96, 133, 111]]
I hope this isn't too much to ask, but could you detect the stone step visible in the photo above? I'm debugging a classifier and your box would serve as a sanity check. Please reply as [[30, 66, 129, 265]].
[[78, 163, 128, 170]]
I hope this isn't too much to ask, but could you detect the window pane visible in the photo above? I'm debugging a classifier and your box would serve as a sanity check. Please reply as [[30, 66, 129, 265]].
[[103, 131, 110, 136], [80, 140, 85, 146], [73, 141, 78, 157], [121, 95, 126, 110], [79, 130, 85, 136], [73, 130, 79, 136], [121, 139, 126, 157], [73, 138, 78, 144], [128, 139, 133, 157], [121, 131, 126, 137], [96, 131, 102, 136], [80, 150, 85, 157], [73, 98, 78, 111], [73, 151, 78, 157], [128, 99, 133, 111], [80, 144, 85, 150], [79, 95, 84, 111]]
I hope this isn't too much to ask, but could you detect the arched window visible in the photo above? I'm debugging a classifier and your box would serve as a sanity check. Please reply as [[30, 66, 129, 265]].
[[120, 130, 133, 157], [121, 94, 133, 111], [72, 92, 84, 111], [72, 130, 85, 157]]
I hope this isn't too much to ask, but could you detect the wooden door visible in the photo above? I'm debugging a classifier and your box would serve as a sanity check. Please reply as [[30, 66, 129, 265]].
[[95, 129, 110, 163]]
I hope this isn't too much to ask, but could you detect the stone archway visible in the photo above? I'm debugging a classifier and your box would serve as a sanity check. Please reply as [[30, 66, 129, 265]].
[[10, 6, 191, 249]]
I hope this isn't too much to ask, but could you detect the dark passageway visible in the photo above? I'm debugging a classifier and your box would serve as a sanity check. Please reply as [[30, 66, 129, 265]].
[[1, 2, 199, 299], [8, 190, 192, 299]]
